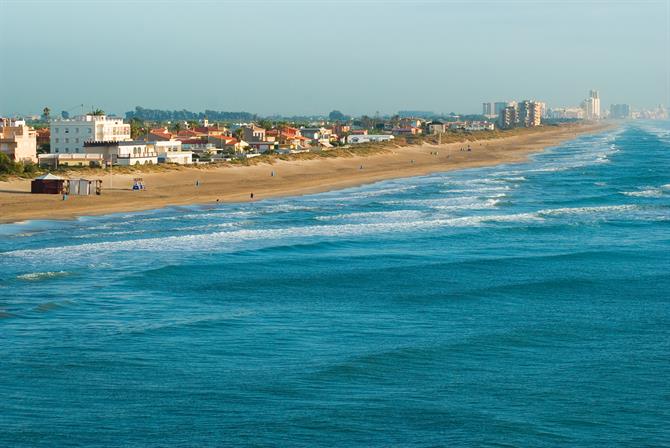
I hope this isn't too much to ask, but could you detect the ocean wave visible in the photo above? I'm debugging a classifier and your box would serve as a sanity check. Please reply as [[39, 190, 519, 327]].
[[537, 205, 639, 216], [17, 271, 70, 281], [315, 210, 426, 222], [73, 229, 150, 239], [325, 185, 418, 201], [257, 204, 319, 213], [441, 186, 512, 193], [621, 187, 665, 198], [3, 215, 538, 259], [35, 301, 67, 312], [432, 198, 502, 211], [2, 200, 661, 261]]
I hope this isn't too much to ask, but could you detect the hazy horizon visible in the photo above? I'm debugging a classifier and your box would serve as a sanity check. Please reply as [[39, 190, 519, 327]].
[[1, 0, 669, 117]]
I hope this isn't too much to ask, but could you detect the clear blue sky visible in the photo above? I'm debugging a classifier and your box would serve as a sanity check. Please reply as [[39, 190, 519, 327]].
[[1, 0, 668, 117]]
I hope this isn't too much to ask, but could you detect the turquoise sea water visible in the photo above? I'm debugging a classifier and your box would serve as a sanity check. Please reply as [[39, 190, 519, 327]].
[[1, 122, 669, 447]]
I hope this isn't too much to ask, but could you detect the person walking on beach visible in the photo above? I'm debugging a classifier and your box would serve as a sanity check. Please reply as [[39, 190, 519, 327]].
[[195, 179, 200, 188], [250, 192, 254, 200]]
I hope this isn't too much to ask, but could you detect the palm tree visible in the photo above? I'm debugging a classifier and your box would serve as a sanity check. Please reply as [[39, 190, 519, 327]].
[[42, 107, 51, 121], [89, 108, 105, 116]]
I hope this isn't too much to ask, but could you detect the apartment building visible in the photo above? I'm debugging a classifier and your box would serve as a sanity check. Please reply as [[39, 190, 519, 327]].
[[50, 115, 131, 154], [0, 118, 37, 163]]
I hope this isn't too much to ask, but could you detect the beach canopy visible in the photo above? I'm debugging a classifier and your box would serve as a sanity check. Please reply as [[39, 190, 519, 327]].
[[35, 173, 63, 180]]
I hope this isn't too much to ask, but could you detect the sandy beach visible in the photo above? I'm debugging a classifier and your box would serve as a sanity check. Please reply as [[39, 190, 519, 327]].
[[0, 123, 610, 223]]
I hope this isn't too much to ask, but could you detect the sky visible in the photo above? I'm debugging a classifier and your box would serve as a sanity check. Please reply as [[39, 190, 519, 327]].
[[0, 0, 669, 117]]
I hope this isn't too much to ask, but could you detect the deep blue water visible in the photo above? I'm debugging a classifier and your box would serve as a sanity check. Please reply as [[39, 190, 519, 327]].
[[1, 122, 669, 447]]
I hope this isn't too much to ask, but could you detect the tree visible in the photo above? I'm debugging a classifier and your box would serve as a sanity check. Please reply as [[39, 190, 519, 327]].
[[360, 115, 374, 129], [42, 107, 51, 122], [258, 119, 273, 130], [329, 110, 346, 121], [0, 152, 13, 174], [130, 118, 144, 139], [89, 109, 105, 116]]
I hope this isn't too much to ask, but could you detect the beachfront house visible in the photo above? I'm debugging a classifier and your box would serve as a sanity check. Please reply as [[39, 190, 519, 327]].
[[38, 153, 104, 168], [208, 135, 247, 154], [242, 124, 266, 143], [427, 121, 446, 134], [247, 141, 277, 153], [0, 118, 37, 163], [84, 141, 158, 166], [346, 135, 394, 144], [300, 127, 333, 144], [153, 140, 192, 164], [391, 127, 422, 135], [448, 121, 495, 132]]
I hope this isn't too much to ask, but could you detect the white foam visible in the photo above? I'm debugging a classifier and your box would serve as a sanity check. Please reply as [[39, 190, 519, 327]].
[[17, 271, 70, 281], [432, 198, 502, 211], [4, 211, 550, 259], [315, 210, 425, 222], [537, 205, 639, 216], [391, 195, 505, 210], [324, 185, 418, 201], [621, 188, 665, 198]]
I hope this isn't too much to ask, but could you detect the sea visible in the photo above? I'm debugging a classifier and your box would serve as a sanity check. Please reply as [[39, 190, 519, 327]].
[[1, 121, 669, 447]]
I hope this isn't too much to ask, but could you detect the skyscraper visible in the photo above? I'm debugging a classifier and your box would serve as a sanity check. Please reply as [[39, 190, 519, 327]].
[[498, 105, 518, 129], [494, 102, 510, 116], [482, 102, 493, 116], [518, 100, 542, 127], [583, 90, 601, 120], [610, 104, 630, 119]]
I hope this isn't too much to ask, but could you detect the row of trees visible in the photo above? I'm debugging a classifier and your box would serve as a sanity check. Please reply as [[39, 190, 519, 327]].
[[125, 106, 257, 122]]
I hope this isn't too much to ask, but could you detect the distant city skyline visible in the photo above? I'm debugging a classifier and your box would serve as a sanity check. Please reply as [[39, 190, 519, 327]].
[[1, 0, 669, 117]]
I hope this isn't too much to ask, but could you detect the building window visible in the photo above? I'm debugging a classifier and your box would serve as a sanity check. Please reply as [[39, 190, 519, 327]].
[[65, 148, 69, 153], [65, 129, 69, 133], [75, 138, 79, 143], [55, 149, 59, 153], [76, 128, 79, 133], [55, 138, 59, 143], [55, 128, 59, 133], [88, 129, 92, 134], [65, 138, 69, 143]]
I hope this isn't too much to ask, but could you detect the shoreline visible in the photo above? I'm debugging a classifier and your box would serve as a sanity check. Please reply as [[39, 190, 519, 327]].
[[0, 123, 613, 224]]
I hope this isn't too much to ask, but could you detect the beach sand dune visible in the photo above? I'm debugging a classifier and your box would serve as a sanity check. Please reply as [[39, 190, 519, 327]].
[[0, 123, 609, 223]]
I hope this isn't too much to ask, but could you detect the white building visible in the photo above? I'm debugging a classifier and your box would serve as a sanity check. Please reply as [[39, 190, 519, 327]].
[[50, 115, 131, 154], [84, 141, 157, 166], [154, 140, 192, 165], [549, 107, 585, 120], [583, 90, 601, 120], [346, 135, 394, 144]]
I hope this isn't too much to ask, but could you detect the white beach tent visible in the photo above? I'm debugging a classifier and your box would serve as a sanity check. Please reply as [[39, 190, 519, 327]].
[[35, 173, 63, 180], [69, 178, 102, 195]]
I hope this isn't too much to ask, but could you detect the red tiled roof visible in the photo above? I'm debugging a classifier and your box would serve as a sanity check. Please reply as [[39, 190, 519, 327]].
[[177, 137, 207, 144]]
